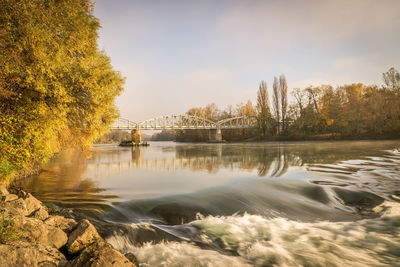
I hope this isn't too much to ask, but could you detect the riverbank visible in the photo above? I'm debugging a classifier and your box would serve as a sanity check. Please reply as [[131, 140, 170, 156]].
[[0, 184, 138, 267], [174, 132, 400, 142]]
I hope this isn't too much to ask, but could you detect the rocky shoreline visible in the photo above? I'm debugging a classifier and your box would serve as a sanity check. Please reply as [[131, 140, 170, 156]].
[[0, 184, 138, 267]]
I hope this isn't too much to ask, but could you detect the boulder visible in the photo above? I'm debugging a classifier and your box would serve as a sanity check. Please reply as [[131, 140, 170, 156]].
[[24, 193, 48, 216], [2, 198, 28, 217], [1, 192, 50, 220], [67, 219, 102, 255], [2, 193, 18, 202], [22, 217, 68, 249], [125, 252, 139, 266], [0, 184, 9, 196], [44, 215, 77, 233], [27, 206, 49, 221], [0, 241, 67, 267], [67, 243, 136, 267]]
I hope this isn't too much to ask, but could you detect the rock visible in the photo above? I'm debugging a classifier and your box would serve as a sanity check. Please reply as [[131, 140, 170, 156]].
[[27, 206, 49, 221], [2, 198, 28, 217], [0, 241, 67, 267], [24, 193, 48, 216], [2, 193, 18, 202], [44, 215, 77, 233], [67, 219, 102, 255], [125, 252, 139, 266], [392, 194, 400, 201], [22, 218, 68, 249], [67, 243, 136, 267], [1, 192, 49, 220], [0, 184, 9, 196]]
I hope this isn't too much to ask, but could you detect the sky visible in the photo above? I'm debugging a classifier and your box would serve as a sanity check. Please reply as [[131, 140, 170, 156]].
[[93, 0, 400, 122]]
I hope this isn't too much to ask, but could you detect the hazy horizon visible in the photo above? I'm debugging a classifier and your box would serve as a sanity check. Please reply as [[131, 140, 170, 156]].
[[94, 0, 400, 122]]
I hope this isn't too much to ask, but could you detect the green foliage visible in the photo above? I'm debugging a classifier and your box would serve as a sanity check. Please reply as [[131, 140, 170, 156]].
[[0, 0, 124, 176], [0, 212, 22, 244], [0, 161, 16, 178]]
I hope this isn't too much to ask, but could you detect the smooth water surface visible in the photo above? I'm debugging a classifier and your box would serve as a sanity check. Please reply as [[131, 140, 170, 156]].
[[17, 141, 400, 266]]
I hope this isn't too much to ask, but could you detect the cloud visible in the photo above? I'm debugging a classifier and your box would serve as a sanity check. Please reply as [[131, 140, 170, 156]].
[[215, 0, 400, 50], [115, 66, 254, 121], [94, 0, 400, 120], [290, 55, 388, 89]]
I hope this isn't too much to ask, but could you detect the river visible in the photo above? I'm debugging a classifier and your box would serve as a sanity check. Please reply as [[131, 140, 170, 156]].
[[16, 140, 400, 266]]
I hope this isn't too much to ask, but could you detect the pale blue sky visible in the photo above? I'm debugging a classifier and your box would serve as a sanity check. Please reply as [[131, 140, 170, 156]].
[[94, 0, 400, 121]]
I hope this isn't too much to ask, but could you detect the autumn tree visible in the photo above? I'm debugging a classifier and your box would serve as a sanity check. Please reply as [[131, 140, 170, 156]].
[[272, 77, 280, 135], [237, 100, 256, 117], [256, 81, 271, 136], [0, 0, 124, 177], [279, 75, 288, 133], [383, 67, 400, 92]]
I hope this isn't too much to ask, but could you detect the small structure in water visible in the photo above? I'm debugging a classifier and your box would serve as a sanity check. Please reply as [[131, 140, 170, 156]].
[[119, 129, 149, 146], [119, 140, 149, 147]]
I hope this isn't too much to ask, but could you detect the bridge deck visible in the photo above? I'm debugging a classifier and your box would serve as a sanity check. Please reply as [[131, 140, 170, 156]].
[[111, 115, 257, 130]]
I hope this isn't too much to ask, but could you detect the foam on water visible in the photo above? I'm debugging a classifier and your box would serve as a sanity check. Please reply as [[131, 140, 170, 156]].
[[107, 201, 400, 267]]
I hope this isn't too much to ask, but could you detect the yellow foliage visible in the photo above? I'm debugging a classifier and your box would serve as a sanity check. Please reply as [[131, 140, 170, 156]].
[[0, 0, 124, 176]]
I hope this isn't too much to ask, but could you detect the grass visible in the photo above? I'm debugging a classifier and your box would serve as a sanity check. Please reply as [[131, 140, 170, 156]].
[[0, 209, 23, 244], [0, 161, 17, 185]]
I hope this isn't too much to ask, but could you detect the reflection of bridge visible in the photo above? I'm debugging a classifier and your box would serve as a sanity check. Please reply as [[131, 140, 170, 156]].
[[87, 146, 299, 177], [111, 115, 257, 142]]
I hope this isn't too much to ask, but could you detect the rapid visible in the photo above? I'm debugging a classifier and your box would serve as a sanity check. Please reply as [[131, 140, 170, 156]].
[[16, 140, 400, 266]]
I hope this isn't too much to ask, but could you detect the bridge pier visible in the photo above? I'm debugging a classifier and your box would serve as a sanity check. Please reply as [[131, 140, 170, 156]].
[[208, 128, 222, 142], [131, 129, 142, 144]]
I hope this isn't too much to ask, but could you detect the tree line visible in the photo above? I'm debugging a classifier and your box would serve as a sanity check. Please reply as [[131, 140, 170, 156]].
[[172, 67, 400, 142], [0, 0, 124, 180]]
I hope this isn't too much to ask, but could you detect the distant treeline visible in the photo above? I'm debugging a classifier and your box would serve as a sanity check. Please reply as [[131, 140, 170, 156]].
[[95, 130, 131, 144], [162, 68, 400, 142], [151, 130, 176, 141], [0, 0, 124, 180]]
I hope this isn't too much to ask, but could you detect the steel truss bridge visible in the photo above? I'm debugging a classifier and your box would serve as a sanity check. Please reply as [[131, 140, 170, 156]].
[[111, 115, 257, 130]]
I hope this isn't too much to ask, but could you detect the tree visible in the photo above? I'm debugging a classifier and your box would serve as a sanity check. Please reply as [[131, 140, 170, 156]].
[[292, 88, 305, 115], [0, 0, 124, 175], [279, 75, 288, 133], [256, 81, 271, 136], [237, 100, 256, 117], [203, 103, 219, 121], [272, 77, 280, 135], [383, 67, 400, 92]]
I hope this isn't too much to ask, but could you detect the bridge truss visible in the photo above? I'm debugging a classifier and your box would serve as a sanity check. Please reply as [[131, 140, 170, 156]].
[[111, 115, 257, 130]]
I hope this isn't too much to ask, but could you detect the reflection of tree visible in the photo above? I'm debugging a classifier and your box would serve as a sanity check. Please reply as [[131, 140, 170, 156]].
[[131, 147, 142, 163], [16, 141, 393, 205], [173, 144, 294, 177], [14, 149, 111, 207], [171, 141, 387, 177]]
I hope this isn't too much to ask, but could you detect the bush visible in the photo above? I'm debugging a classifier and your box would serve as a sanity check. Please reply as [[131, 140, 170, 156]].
[[0, 161, 17, 182]]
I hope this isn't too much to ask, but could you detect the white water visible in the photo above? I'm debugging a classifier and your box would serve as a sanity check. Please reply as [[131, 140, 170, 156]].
[[107, 201, 400, 267], [19, 141, 400, 266]]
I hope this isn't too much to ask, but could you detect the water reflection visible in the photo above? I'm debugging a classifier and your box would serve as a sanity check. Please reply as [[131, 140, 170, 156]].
[[14, 140, 400, 209], [13, 141, 400, 267], [88, 141, 396, 177], [14, 150, 115, 209]]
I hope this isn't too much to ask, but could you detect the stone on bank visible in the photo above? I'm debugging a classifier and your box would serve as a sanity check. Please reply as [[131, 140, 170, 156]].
[[0, 185, 138, 266]]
